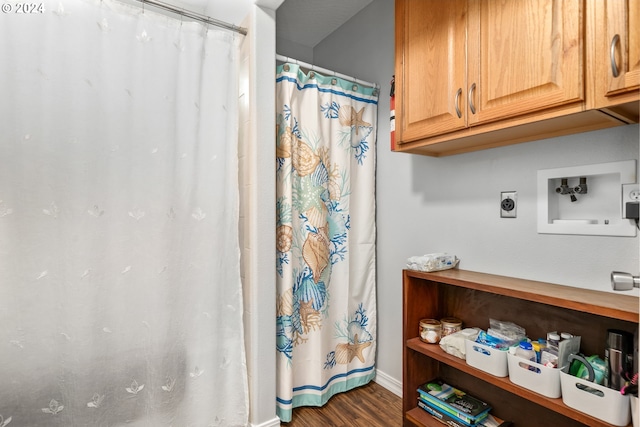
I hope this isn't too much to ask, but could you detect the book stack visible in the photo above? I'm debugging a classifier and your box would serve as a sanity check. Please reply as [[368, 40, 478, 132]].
[[417, 379, 492, 427]]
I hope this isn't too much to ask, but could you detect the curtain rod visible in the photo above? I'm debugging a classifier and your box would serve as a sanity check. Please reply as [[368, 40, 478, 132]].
[[133, 0, 247, 35], [276, 54, 379, 90]]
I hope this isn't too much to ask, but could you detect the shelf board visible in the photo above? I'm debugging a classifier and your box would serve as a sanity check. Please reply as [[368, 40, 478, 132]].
[[403, 269, 639, 322], [406, 337, 631, 427]]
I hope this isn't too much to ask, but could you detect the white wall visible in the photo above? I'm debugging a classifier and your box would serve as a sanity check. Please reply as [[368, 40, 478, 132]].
[[203, 0, 253, 23], [239, 3, 281, 427], [158, 0, 252, 22], [237, 1, 282, 426], [312, 0, 640, 388]]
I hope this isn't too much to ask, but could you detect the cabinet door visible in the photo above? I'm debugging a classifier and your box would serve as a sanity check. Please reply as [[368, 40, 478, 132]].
[[604, 0, 640, 96], [467, 0, 584, 126], [395, 0, 467, 143]]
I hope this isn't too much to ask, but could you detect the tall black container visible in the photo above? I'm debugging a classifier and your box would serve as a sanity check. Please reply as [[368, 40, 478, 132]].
[[604, 329, 634, 390]]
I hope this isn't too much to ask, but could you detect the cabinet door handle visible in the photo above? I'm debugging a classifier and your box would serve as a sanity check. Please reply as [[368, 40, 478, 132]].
[[454, 88, 462, 118], [468, 83, 477, 115], [610, 34, 620, 78]]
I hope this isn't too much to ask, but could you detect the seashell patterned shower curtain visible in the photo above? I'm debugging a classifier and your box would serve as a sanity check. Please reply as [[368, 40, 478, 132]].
[[275, 63, 378, 422]]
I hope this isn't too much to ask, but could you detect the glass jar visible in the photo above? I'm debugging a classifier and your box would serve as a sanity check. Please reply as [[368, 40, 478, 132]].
[[419, 319, 442, 344], [440, 317, 462, 337]]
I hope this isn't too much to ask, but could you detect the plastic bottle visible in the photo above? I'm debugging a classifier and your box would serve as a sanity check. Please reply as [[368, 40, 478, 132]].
[[547, 332, 560, 351], [531, 341, 542, 363], [560, 332, 573, 341], [515, 341, 537, 370], [516, 341, 536, 360], [537, 338, 548, 351]]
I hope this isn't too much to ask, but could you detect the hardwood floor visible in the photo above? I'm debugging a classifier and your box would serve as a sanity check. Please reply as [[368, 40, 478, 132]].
[[281, 381, 403, 427]]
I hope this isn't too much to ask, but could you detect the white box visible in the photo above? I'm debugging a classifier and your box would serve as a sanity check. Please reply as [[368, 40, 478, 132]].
[[560, 368, 631, 427], [507, 352, 562, 398], [465, 340, 508, 377]]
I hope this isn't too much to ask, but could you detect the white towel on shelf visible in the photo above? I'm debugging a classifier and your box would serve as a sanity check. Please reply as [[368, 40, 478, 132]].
[[439, 327, 481, 360], [406, 253, 459, 272]]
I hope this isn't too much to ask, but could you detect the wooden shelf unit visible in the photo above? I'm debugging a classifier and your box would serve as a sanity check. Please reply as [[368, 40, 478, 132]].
[[402, 269, 639, 427]]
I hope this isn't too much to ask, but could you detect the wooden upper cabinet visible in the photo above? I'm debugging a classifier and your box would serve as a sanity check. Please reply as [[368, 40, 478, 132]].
[[395, 0, 467, 142], [467, 0, 584, 126], [605, 0, 640, 96], [393, 0, 632, 156], [591, 0, 639, 121]]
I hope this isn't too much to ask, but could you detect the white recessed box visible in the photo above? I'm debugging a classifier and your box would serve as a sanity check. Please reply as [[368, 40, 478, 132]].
[[537, 160, 637, 237]]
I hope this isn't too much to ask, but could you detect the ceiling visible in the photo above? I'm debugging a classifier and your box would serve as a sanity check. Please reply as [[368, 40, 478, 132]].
[[148, 0, 372, 49], [276, 0, 373, 48]]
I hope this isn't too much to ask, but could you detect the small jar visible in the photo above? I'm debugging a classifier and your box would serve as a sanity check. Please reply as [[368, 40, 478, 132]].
[[419, 319, 442, 344], [440, 317, 462, 337]]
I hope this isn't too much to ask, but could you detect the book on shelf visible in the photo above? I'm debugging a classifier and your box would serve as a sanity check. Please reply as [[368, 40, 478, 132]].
[[418, 395, 488, 426], [418, 399, 483, 427], [418, 400, 510, 427], [417, 379, 492, 424]]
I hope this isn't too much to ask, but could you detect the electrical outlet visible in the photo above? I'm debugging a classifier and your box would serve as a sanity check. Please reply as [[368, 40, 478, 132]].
[[500, 191, 517, 218], [622, 184, 640, 218]]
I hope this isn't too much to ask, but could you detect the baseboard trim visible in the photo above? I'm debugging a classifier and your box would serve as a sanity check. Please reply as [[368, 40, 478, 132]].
[[250, 416, 281, 427], [374, 368, 402, 397]]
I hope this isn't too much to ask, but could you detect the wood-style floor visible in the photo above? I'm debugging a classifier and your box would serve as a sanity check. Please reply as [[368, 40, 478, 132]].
[[281, 381, 403, 427]]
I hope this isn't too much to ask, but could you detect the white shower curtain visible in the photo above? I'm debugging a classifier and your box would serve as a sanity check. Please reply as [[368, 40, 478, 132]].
[[0, 0, 247, 425], [275, 63, 378, 422]]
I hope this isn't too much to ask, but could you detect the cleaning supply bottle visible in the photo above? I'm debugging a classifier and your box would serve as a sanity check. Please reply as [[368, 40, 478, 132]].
[[531, 341, 542, 364]]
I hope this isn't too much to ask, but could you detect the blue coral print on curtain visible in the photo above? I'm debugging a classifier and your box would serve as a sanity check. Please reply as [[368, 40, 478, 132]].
[[275, 63, 378, 422]]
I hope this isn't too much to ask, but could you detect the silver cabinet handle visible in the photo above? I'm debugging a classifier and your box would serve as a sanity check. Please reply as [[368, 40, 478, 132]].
[[610, 34, 620, 78], [468, 83, 477, 115], [454, 88, 462, 118]]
